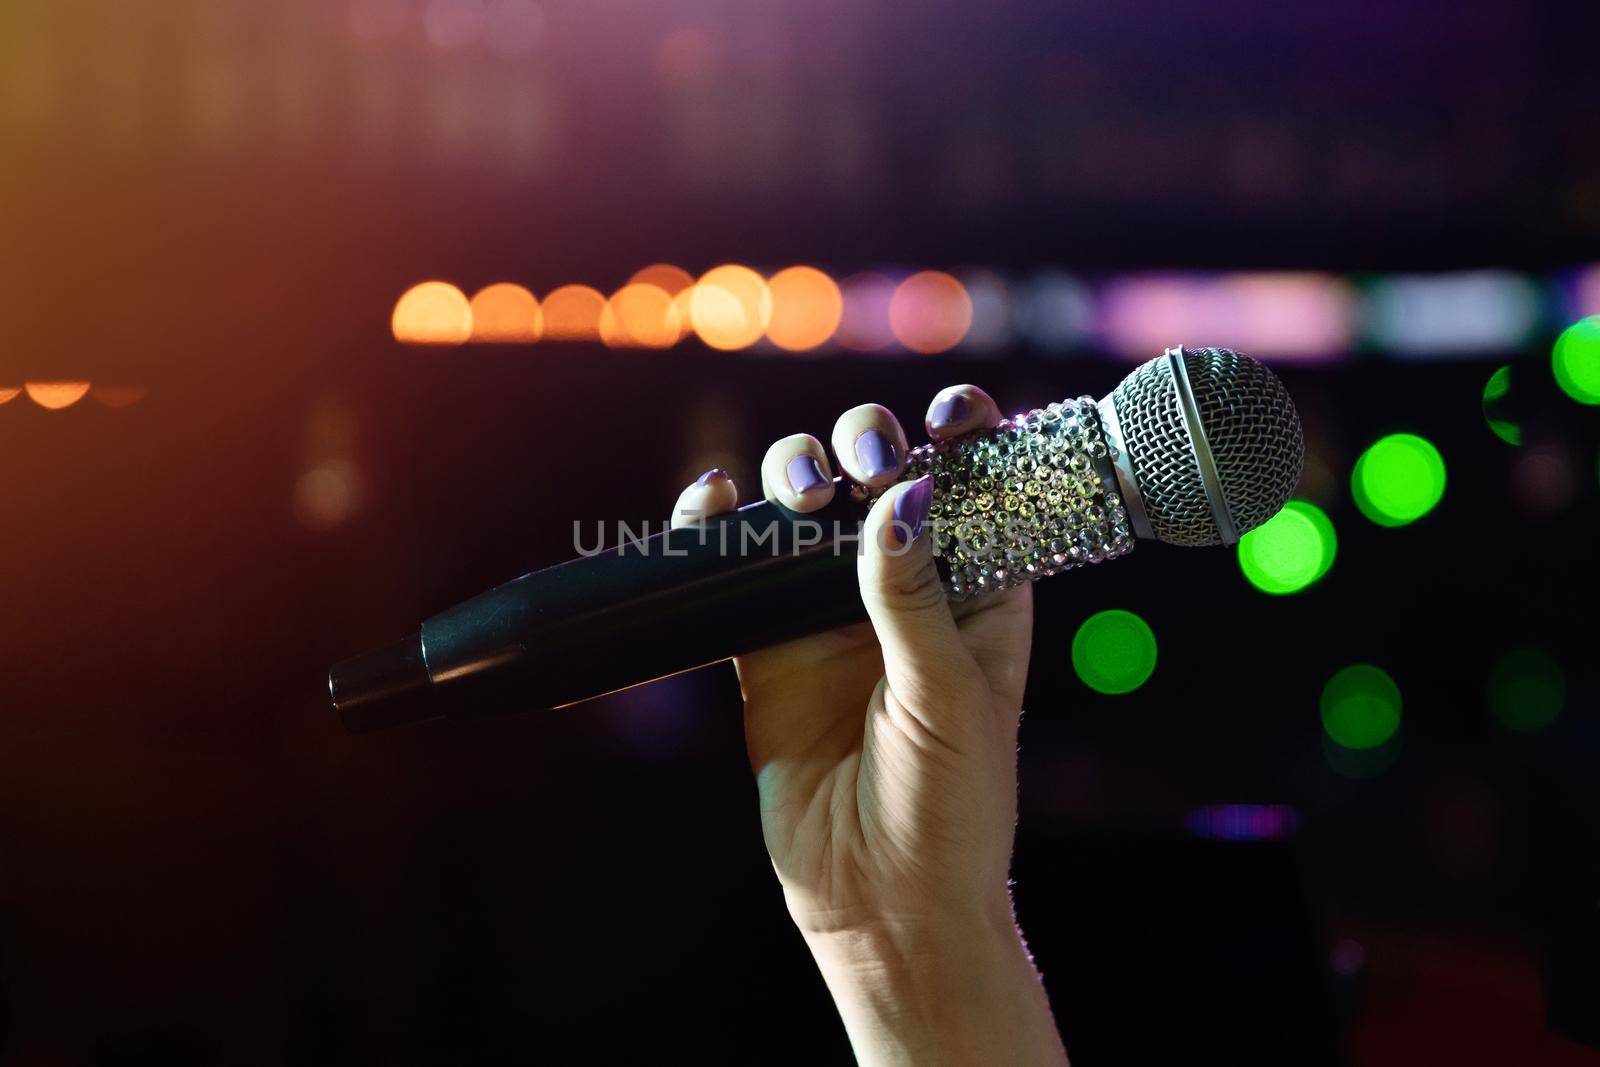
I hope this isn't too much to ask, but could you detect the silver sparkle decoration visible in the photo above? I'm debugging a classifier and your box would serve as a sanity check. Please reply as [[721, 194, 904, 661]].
[[896, 395, 1136, 601]]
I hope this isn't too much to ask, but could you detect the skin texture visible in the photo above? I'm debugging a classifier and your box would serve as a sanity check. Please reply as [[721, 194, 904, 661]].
[[671, 385, 1070, 1066]]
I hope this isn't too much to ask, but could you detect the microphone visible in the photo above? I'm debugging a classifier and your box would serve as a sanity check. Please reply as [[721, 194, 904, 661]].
[[329, 346, 1304, 732]]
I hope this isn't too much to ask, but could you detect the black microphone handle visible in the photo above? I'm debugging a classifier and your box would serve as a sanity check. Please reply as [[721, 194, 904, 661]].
[[330, 488, 874, 732], [329, 395, 1137, 732]]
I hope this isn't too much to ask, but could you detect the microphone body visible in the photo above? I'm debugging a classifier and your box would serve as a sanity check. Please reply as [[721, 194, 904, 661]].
[[332, 395, 1136, 731], [329, 346, 1304, 732]]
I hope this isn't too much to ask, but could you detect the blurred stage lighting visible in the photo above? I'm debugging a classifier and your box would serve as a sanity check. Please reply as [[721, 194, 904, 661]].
[[1487, 648, 1564, 733], [0, 387, 21, 405], [1099, 273, 1353, 362], [958, 270, 1014, 355], [1320, 664, 1401, 751], [1551, 316, 1600, 405], [1013, 270, 1090, 353], [1183, 804, 1300, 842], [1070, 609, 1157, 695], [540, 284, 606, 342], [91, 386, 150, 409], [1480, 365, 1521, 445], [24, 381, 92, 410], [765, 267, 843, 353], [889, 271, 972, 354], [1365, 271, 1541, 357], [469, 283, 542, 344], [393, 281, 473, 346], [1351, 433, 1446, 527], [629, 264, 695, 297], [1236, 500, 1336, 595], [835, 272, 898, 353], [600, 284, 681, 349], [1509, 445, 1577, 516], [690, 265, 771, 351]]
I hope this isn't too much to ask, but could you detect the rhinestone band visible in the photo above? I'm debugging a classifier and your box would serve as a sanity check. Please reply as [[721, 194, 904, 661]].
[[893, 396, 1138, 601]]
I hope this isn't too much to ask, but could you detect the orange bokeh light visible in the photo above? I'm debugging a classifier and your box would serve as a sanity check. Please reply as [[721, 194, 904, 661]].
[[690, 265, 771, 350], [0, 387, 20, 405], [469, 283, 542, 343], [25, 381, 91, 410], [628, 264, 696, 297], [600, 284, 682, 349], [392, 281, 473, 346], [541, 285, 606, 341], [889, 271, 973, 354], [92, 385, 150, 408], [765, 267, 843, 352]]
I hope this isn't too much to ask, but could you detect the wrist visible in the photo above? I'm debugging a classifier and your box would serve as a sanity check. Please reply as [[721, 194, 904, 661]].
[[800, 902, 1068, 1066]]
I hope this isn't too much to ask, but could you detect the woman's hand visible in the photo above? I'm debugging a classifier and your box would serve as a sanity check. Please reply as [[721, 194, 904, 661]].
[[671, 386, 1068, 1066]]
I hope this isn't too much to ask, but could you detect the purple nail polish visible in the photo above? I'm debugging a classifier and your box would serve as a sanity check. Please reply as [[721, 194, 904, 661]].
[[929, 394, 970, 433], [854, 429, 899, 479], [786, 454, 828, 495], [890, 475, 934, 547], [694, 468, 728, 487]]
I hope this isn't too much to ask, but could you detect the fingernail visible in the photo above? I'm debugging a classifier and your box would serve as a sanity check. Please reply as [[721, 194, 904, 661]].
[[889, 475, 934, 547], [854, 429, 899, 480], [786, 454, 829, 495], [929, 394, 970, 433], [694, 468, 728, 487]]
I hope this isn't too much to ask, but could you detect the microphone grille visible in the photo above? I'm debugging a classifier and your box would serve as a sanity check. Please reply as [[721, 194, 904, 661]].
[[1112, 347, 1304, 546]]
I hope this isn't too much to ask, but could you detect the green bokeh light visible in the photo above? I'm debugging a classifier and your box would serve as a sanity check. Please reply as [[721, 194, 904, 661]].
[[1552, 316, 1600, 406], [1488, 648, 1565, 733], [1237, 499, 1337, 594], [1480, 365, 1522, 445], [1071, 609, 1157, 695], [1351, 433, 1446, 527], [1320, 664, 1401, 750]]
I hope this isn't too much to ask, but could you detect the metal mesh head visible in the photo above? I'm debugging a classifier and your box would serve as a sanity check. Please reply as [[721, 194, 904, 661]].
[[1110, 347, 1304, 546]]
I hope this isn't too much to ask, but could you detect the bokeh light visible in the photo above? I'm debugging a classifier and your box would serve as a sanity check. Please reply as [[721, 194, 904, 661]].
[[0, 387, 21, 405], [1320, 664, 1401, 750], [1487, 648, 1564, 733], [293, 459, 364, 531], [1366, 271, 1541, 357], [600, 284, 681, 349], [765, 266, 843, 352], [1551, 316, 1600, 405], [540, 284, 606, 341], [1071, 609, 1157, 695], [393, 281, 473, 345], [689, 265, 771, 350], [92, 386, 150, 409], [1480, 365, 1521, 445], [1237, 499, 1336, 594], [1351, 433, 1446, 527], [629, 263, 695, 297], [629, 267, 697, 344], [468, 283, 542, 343], [959, 270, 1015, 354], [1509, 445, 1577, 516], [25, 381, 92, 410], [1015, 270, 1091, 353], [889, 271, 972, 354], [835, 272, 898, 353]]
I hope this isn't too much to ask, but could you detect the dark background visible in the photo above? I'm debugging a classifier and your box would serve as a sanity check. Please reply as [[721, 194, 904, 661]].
[[2, 1, 1599, 1063]]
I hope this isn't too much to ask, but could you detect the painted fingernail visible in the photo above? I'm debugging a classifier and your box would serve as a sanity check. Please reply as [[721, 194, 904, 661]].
[[694, 468, 729, 487], [786, 454, 829, 495], [929, 394, 970, 433], [889, 475, 934, 547], [854, 429, 899, 480]]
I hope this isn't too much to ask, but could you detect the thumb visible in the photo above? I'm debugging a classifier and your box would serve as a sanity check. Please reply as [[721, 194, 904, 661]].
[[857, 475, 980, 719]]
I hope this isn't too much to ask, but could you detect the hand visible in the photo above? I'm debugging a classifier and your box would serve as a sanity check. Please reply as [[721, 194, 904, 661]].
[[671, 386, 1068, 1066]]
